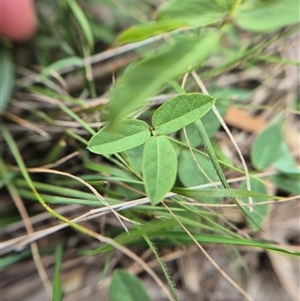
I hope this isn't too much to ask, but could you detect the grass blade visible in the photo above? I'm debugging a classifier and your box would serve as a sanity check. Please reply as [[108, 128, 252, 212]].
[[194, 119, 260, 229], [52, 242, 63, 301], [0, 47, 14, 112], [66, 0, 94, 51]]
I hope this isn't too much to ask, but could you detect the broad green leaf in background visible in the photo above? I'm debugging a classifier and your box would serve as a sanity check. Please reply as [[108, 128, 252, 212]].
[[115, 20, 189, 45], [240, 179, 268, 231], [109, 269, 151, 301], [0, 47, 14, 113], [87, 119, 150, 155], [271, 174, 300, 195], [108, 31, 220, 126], [142, 136, 177, 205], [156, 0, 230, 27], [178, 149, 218, 187], [273, 142, 300, 174], [236, 0, 299, 32], [152, 93, 215, 135], [251, 118, 283, 170], [121, 144, 144, 175], [66, 0, 94, 51], [211, 140, 232, 166]]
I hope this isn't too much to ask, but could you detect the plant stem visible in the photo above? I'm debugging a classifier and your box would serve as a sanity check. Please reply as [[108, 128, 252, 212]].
[[194, 119, 260, 229], [229, 0, 243, 17]]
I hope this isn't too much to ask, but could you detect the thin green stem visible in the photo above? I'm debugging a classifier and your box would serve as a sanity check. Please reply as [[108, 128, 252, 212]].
[[138, 228, 180, 301], [229, 0, 243, 17], [193, 119, 260, 229]]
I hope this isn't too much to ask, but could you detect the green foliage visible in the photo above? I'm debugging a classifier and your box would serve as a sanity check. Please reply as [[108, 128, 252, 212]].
[[251, 118, 283, 170], [66, 0, 94, 51], [178, 149, 218, 187], [109, 270, 151, 301], [194, 119, 261, 228], [87, 119, 150, 155], [142, 136, 177, 205], [39, 56, 83, 79], [0, 251, 32, 269], [121, 144, 144, 175], [236, 0, 299, 32], [3, 1, 300, 300], [180, 100, 228, 147], [88, 93, 218, 204], [91, 223, 297, 256], [156, 0, 230, 27], [240, 179, 268, 231], [115, 20, 188, 45], [108, 31, 220, 125], [173, 187, 276, 200], [273, 142, 299, 174], [52, 242, 63, 301], [152, 93, 215, 135], [138, 227, 180, 301], [0, 47, 14, 113], [271, 174, 300, 195]]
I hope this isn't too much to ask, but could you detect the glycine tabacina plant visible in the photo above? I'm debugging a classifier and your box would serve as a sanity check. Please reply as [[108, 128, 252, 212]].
[[87, 93, 215, 205]]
